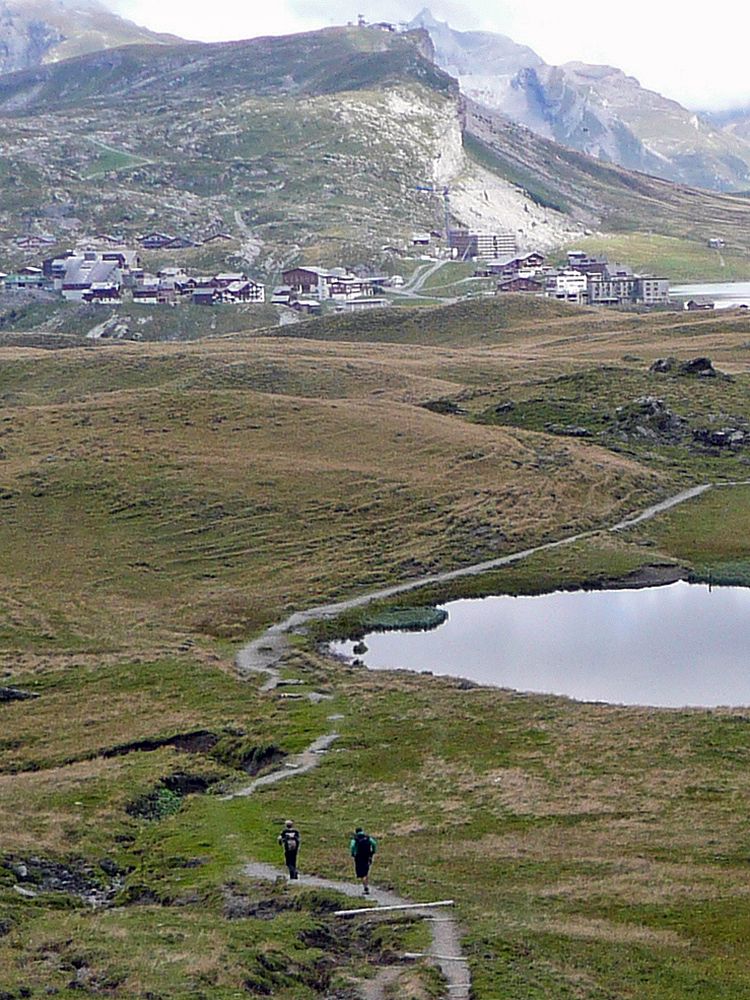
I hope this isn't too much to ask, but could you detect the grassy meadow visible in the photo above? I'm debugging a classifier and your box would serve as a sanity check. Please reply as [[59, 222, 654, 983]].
[[560, 232, 750, 282], [3, 296, 750, 997]]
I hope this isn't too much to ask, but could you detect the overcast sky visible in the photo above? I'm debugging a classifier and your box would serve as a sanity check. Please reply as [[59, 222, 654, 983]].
[[107, 1, 750, 110]]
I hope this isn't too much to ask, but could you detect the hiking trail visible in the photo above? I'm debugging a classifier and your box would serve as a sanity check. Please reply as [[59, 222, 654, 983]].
[[237, 480, 749, 689]]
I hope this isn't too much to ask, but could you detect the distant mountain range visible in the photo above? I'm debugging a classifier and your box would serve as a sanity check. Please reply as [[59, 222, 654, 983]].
[[2, 16, 750, 276], [410, 8, 750, 193], [3, 1, 750, 195], [0, 0, 181, 74]]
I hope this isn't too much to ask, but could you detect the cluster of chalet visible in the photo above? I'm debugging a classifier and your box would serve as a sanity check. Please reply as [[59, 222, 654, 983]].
[[137, 231, 234, 251], [273, 266, 390, 313], [485, 250, 671, 307], [9, 230, 234, 253], [1, 248, 264, 306]]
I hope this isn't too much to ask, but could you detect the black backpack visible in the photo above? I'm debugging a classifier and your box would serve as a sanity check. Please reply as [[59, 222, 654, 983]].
[[281, 829, 299, 850], [354, 832, 372, 859]]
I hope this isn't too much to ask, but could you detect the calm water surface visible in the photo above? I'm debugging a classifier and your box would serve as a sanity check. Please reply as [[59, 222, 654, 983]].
[[672, 281, 750, 308], [331, 582, 750, 707]]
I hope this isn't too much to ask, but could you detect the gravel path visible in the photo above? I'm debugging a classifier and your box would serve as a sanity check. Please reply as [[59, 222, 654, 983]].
[[222, 732, 340, 800], [242, 860, 471, 999], [228, 729, 472, 998], [232, 477, 750, 999], [237, 481, 745, 688]]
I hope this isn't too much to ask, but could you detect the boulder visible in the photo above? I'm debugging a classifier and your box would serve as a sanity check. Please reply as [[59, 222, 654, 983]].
[[693, 427, 746, 448], [0, 687, 38, 703], [680, 357, 716, 377], [649, 357, 676, 373]]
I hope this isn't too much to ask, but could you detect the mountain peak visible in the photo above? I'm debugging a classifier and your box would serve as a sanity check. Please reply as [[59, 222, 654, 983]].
[[410, 7, 443, 29], [0, 0, 184, 76]]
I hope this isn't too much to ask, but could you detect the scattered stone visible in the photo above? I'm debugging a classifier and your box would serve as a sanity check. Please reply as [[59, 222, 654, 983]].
[[352, 641, 368, 655], [649, 357, 676, 373], [650, 356, 727, 379], [545, 424, 591, 437], [693, 427, 746, 449], [680, 357, 716, 377], [0, 687, 38, 703], [13, 885, 36, 898], [614, 396, 685, 442], [493, 401, 515, 414], [4, 856, 118, 906]]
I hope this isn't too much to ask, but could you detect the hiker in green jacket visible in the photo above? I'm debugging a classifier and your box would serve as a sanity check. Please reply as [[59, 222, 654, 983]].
[[350, 826, 377, 894]]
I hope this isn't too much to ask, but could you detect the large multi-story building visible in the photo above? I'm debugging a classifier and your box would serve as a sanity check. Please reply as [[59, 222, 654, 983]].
[[634, 277, 671, 305], [546, 269, 588, 303], [448, 230, 517, 260], [563, 253, 670, 307]]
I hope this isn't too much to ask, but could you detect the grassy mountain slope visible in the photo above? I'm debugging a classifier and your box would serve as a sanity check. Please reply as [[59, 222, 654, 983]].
[[0, 26, 572, 275], [464, 100, 750, 250], [0, 26, 451, 110], [0, 24, 749, 279], [0, 29, 457, 272], [4, 298, 750, 995]]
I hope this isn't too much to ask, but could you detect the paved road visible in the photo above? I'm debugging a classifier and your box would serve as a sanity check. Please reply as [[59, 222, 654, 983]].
[[388, 258, 452, 301]]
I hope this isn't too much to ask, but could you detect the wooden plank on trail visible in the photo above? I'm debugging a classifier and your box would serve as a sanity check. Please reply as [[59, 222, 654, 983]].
[[334, 899, 454, 917], [403, 952, 468, 962]]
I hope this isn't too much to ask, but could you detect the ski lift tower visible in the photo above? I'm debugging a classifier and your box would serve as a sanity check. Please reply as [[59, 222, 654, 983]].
[[414, 184, 451, 243]]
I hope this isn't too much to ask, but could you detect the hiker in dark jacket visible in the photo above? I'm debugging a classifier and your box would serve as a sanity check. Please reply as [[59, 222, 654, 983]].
[[350, 826, 377, 894], [278, 819, 300, 879]]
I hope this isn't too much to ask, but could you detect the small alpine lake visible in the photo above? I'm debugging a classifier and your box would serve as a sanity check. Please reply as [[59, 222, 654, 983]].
[[330, 581, 750, 708]]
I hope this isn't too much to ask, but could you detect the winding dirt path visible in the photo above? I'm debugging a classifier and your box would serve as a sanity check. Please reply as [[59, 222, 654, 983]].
[[237, 481, 750, 688], [231, 478, 750, 998], [221, 732, 340, 800], [228, 730, 471, 998], [242, 860, 471, 999]]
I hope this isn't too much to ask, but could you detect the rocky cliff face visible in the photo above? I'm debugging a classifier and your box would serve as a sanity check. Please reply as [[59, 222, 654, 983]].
[[0, 2, 63, 73], [414, 8, 750, 192]]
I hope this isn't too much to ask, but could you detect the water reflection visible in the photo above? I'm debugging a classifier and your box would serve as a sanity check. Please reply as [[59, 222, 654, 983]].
[[331, 582, 750, 707]]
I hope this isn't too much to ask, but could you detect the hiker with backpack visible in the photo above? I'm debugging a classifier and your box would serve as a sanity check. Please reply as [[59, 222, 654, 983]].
[[350, 826, 377, 894], [278, 819, 300, 879]]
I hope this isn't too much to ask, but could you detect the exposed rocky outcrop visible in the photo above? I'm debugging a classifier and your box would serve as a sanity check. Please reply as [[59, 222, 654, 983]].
[[692, 427, 746, 449], [414, 7, 750, 192], [0, 686, 38, 703], [0, 3, 62, 75], [3, 854, 122, 906], [613, 396, 686, 442], [649, 357, 728, 378]]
